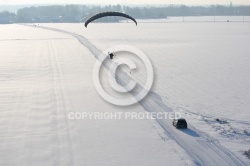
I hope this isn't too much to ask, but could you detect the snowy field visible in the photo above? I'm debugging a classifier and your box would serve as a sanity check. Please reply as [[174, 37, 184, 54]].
[[0, 21, 250, 165], [137, 16, 250, 22]]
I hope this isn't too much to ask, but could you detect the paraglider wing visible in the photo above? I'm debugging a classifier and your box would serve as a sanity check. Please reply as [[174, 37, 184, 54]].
[[85, 11, 137, 27]]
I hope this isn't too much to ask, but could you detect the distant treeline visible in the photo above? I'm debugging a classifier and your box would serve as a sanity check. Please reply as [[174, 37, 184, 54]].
[[1, 4, 250, 23]]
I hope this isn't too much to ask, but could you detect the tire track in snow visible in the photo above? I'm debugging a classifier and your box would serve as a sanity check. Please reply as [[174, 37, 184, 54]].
[[48, 41, 75, 166], [25, 24, 246, 166], [22, 40, 76, 166]]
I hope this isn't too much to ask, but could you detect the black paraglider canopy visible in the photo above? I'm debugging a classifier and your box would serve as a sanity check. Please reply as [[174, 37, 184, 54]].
[[84, 11, 137, 27]]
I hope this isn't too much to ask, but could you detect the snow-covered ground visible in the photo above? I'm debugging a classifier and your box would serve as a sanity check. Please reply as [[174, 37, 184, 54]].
[[0, 24, 190, 166], [134, 16, 250, 22], [0, 21, 250, 165]]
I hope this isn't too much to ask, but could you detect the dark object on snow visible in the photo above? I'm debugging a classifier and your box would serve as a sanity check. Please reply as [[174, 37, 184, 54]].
[[85, 11, 137, 27], [109, 52, 115, 59], [215, 118, 228, 124], [173, 118, 187, 129], [243, 149, 250, 159]]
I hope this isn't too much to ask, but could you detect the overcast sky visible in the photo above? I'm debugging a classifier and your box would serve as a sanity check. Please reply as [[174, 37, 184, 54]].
[[0, 0, 250, 5]]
